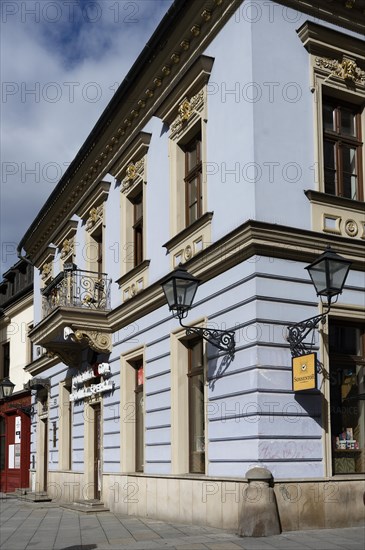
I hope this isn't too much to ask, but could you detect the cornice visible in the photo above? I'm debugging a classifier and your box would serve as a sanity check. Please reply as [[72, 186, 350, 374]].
[[52, 220, 79, 249], [163, 212, 214, 251], [24, 353, 59, 377], [1, 291, 33, 320], [305, 190, 365, 212], [20, 0, 242, 262], [107, 220, 365, 333], [75, 180, 111, 221], [297, 21, 365, 59], [109, 132, 152, 180]]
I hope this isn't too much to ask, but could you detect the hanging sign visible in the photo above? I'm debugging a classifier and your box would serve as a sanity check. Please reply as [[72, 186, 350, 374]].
[[292, 353, 317, 391]]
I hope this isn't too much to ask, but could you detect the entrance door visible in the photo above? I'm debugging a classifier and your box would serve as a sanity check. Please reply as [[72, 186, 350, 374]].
[[94, 405, 101, 500]]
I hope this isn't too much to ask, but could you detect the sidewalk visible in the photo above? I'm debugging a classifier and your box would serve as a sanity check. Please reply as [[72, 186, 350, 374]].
[[1, 494, 364, 550]]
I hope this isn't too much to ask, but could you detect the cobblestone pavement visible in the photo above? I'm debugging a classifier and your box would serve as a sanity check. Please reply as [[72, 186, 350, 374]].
[[0, 495, 364, 550]]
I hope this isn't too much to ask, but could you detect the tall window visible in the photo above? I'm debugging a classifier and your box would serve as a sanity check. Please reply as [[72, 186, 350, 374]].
[[134, 360, 144, 472], [323, 98, 363, 200], [188, 339, 205, 474], [1, 343, 10, 379], [184, 133, 202, 226], [133, 192, 143, 267], [329, 321, 365, 475]]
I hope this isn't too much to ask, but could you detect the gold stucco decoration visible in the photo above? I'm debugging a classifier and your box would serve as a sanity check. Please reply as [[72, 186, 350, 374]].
[[315, 56, 365, 84], [191, 25, 201, 36], [60, 238, 73, 259], [180, 40, 190, 50], [41, 262, 52, 280], [201, 9, 212, 21]]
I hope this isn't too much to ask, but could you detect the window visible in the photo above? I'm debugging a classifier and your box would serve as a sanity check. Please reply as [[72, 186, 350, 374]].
[[1, 343, 10, 379], [132, 192, 143, 267], [323, 97, 363, 201], [184, 133, 202, 226], [120, 350, 145, 473], [329, 321, 365, 474], [59, 381, 72, 470], [134, 360, 144, 472], [187, 338, 205, 474], [171, 331, 206, 474]]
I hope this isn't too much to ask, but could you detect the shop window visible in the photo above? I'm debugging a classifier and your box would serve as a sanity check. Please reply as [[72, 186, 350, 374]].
[[329, 321, 365, 474], [323, 97, 363, 201]]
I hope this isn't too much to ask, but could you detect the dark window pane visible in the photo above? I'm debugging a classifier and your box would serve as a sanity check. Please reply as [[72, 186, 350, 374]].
[[341, 109, 356, 136], [324, 170, 336, 195], [324, 140, 335, 169], [323, 103, 335, 131], [342, 147, 356, 175], [329, 325, 362, 356], [343, 174, 357, 200]]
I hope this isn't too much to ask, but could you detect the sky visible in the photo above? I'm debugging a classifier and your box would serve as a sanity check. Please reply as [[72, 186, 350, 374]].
[[0, 0, 174, 276]]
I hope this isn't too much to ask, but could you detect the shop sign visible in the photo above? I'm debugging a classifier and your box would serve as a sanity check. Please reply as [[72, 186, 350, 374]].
[[292, 353, 317, 391], [70, 379, 114, 402], [72, 363, 111, 390]]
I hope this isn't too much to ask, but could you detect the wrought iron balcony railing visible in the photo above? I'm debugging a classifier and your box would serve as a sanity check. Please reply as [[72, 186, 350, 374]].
[[41, 269, 111, 318]]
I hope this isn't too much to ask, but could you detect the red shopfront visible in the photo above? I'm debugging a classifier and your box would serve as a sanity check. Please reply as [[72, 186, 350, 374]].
[[0, 393, 31, 493]]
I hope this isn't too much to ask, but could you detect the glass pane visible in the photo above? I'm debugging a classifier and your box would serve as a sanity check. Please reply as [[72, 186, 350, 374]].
[[189, 202, 198, 224], [331, 363, 365, 474], [343, 174, 357, 200], [324, 140, 335, 169], [188, 178, 198, 205], [341, 109, 356, 136], [324, 170, 336, 195], [329, 325, 362, 356], [135, 389, 144, 472], [187, 148, 197, 171], [323, 103, 335, 131], [343, 147, 356, 175], [189, 371, 205, 473]]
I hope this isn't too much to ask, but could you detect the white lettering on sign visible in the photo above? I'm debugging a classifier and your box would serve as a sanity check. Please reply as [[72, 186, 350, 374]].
[[69, 379, 114, 402], [72, 363, 111, 390]]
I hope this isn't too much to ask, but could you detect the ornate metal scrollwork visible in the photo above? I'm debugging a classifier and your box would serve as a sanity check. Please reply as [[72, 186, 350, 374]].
[[180, 321, 235, 357], [287, 310, 329, 358]]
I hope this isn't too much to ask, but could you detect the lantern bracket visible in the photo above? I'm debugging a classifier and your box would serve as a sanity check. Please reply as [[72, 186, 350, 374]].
[[179, 318, 235, 357], [287, 307, 330, 358]]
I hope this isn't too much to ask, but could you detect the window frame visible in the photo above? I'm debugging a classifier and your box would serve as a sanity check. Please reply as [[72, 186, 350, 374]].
[[184, 133, 203, 227], [322, 96, 363, 201]]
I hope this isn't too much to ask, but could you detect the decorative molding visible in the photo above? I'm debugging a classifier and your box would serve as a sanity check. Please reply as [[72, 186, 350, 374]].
[[170, 90, 205, 135], [86, 204, 103, 231], [305, 190, 365, 241], [76, 180, 111, 221], [60, 237, 74, 259], [315, 56, 365, 84], [122, 158, 145, 193], [115, 260, 150, 303], [74, 330, 112, 353], [163, 212, 214, 270], [41, 262, 52, 281]]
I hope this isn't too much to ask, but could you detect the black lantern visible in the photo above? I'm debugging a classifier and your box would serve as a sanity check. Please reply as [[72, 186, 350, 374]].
[[306, 246, 351, 306], [161, 265, 200, 319], [0, 378, 15, 399], [287, 247, 352, 357], [161, 265, 235, 356]]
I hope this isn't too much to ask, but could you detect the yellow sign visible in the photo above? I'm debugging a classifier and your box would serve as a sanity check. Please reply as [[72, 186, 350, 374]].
[[292, 353, 317, 391]]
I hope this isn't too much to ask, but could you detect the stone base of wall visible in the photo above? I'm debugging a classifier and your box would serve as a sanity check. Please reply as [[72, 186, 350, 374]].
[[47, 471, 85, 503], [102, 474, 365, 532]]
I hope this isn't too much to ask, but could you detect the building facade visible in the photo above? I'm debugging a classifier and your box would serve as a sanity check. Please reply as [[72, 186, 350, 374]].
[[0, 260, 33, 492], [18, 0, 364, 531]]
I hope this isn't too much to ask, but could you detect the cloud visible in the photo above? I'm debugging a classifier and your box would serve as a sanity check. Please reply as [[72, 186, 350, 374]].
[[0, 0, 173, 274]]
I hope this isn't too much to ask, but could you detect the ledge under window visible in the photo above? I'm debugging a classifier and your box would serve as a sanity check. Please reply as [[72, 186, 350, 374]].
[[116, 260, 150, 303], [305, 190, 365, 240], [163, 212, 213, 269]]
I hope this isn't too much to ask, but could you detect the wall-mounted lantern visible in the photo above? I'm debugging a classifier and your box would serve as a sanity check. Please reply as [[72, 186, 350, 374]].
[[161, 265, 235, 356], [287, 246, 351, 358]]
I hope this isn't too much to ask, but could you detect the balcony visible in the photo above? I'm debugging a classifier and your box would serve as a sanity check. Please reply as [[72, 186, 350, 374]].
[[29, 268, 113, 369], [42, 269, 111, 318]]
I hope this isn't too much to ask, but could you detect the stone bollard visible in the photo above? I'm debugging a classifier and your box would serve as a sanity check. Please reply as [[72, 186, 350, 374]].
[[237, 467, 281, 537]]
